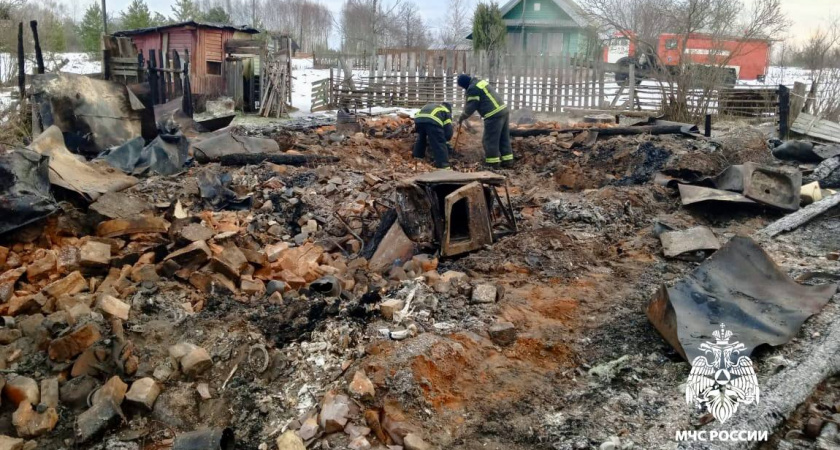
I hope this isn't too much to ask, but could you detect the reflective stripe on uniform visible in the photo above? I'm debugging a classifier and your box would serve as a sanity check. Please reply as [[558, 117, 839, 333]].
[[475, 80, 507, 118], [467, 96, 480, 102], [501, 154, 514, 161], [484, 104, 507, 118], [485, 157, 501, 163], [414, 105, 450, 126]]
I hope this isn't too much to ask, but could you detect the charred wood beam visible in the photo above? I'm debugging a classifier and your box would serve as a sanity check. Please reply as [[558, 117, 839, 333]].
[[17, 22, 24, 98], [509, 125, 693, 138], [29, 21, 44, 74], [218, 153, 340, 167]]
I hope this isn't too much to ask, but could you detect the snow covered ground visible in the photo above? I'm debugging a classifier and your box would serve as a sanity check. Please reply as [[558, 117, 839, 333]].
[[290, 57, 330, 118], [0, 52, 100, 84], [1, 53, 101, 112], [290, 57, 419, 117]]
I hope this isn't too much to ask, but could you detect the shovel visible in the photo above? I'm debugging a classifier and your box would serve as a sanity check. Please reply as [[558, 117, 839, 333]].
[[453, 122, 464, 153]]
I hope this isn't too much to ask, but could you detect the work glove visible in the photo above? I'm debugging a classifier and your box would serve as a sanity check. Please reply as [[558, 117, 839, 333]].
[[458, 113, 469, 125]]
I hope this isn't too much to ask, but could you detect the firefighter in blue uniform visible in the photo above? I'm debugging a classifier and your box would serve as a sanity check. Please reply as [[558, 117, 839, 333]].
[[456, 74, 514, 168], [413, 102, 454, 170]]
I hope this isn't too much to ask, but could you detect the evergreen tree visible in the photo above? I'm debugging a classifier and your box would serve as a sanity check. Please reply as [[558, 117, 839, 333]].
[[44, 17, 67, 53], [472, 1, 506, 52], [152, 12, 169, 26], [203, 6, 230, 23], [171, 0, 200, 22], [472, 2, 506, 79], [78, 2, 104, 53], [120, 0, 153, 30]]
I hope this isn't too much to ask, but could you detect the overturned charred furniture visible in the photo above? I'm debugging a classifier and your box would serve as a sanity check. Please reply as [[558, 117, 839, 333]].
[[396, 171, 517, 258]]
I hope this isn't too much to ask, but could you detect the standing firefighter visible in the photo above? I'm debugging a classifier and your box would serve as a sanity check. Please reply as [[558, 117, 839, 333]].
[[413, 102, 454, 170], [456, 74, 514, 168]]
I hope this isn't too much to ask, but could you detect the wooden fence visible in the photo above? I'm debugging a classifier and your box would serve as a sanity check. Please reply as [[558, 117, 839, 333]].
[[312, 49, 781, 118], [103, 35, 192, 111], [312, 52, 373, 70]]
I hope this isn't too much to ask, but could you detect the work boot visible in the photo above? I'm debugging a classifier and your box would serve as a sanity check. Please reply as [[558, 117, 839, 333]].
[[501, 159, 515, 169], [484, 162, 501, 170]]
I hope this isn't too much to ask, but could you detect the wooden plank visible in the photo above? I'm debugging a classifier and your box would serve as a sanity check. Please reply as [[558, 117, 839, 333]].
[[512, 54, 520, 110], [597, 59, 605, 108], [791, 113, 840, 134], [112, 69, 141, 77], [224, 39, 263, 53], [408, 52, 417, 105], [583, 56, 590, 109], [110, 56, 140, 64], [526, 55, 534, 110], [402, 52, 408, 104], [540, 57, 551, 112], [560, 54, 568, 112], [551, 56, 559, 112]]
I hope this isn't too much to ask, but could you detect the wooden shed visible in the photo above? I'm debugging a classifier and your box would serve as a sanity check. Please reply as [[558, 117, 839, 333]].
[[114, 21, 259, 97]]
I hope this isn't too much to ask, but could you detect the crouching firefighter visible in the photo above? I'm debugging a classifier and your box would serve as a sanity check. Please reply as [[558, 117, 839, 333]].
[[413, 102, 454, 170], [456, 74, 514, 168]]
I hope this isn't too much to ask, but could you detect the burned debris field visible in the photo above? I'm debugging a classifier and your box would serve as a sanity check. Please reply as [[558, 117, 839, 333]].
[[1, 1, 840, 444], [1, 82, 840, 450]]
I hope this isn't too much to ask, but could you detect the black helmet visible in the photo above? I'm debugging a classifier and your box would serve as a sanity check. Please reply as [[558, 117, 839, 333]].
[[442, 102, 453, 112], [457, 74, 472, 89]]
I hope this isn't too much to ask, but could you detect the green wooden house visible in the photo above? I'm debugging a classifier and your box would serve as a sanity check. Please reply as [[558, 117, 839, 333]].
[[496, 0, 593, 55]]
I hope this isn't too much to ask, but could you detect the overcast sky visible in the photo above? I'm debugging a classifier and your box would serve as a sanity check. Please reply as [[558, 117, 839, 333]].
[[69, 0, 837, 46]]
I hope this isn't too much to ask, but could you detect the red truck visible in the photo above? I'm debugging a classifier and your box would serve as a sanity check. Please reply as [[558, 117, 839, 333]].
[[603, 31, 771, 84]]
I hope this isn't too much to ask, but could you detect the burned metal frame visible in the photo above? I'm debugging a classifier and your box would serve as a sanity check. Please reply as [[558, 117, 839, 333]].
[[409, 171, 517, 257]]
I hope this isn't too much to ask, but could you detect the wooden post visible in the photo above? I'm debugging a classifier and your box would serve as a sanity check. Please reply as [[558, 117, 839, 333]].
[[790, 81, 806, 128], [102, 49, 111, 80], [628, 64, 636, 111], [137, 53, 144, 82], [29, 21, 44, 74], [183, 49, 193, 117], [704, 114, 712, 137], [158, 49, 167, 104], [17, 22, 24, 99], [101, 0, 107, 34], [148, 49, 158, 105], [597, 59, 605, 108], [172, 50, 183, 97], [329, 68, 334, 108], [778, 84, 790, 140], [248, 55, 255, 112]]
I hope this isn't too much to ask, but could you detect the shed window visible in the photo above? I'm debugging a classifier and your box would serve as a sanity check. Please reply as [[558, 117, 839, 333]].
[[533, 2, 541, 10], [665, 38, 678, 49], [206, 61, 222, 75]]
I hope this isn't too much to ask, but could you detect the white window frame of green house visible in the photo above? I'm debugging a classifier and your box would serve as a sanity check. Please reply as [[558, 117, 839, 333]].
[[534, 2, 541, 10]]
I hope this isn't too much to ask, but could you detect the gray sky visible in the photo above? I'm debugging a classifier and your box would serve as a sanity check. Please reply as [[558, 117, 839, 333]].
[[71, 0, 837, 46]]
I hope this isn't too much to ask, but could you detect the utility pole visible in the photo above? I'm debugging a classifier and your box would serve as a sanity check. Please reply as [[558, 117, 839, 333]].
[[102, 0, 107, 34]]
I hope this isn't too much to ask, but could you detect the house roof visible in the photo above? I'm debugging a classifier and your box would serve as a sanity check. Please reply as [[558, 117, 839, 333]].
[[114, 21, 259, 36], [498, 0, 591, 28]]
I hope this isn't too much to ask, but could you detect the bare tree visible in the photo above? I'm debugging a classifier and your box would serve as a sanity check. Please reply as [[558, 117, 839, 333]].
[[581, 0, 788, 121], [338, 0, 404, 54], [397, 2, 429, 49], [438, 0, 472, 48], [256, 0, 332, 52], [793, 19, 840, 120]]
